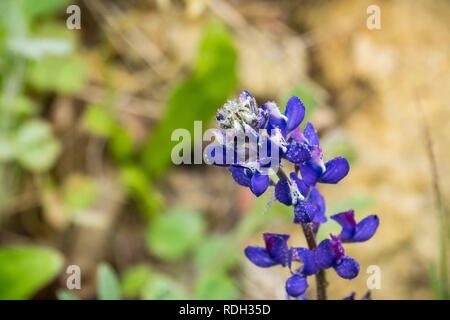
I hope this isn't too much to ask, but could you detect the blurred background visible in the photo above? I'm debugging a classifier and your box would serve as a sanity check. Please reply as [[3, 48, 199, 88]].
[[0, 0, 449, 300]]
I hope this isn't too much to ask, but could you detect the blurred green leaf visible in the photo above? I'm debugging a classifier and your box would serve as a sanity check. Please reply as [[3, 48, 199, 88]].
[[0, 136, 15, 161], [194, 271, 238, 300], [142, 21, 237, 178], [141, 274, 187, 300], [120, 264, 152, 299], [14, 119, 60, 172], [0, 246, 63, 299], [430, 262, 443, 300], [97, 263, 120, 300], [62, 174, 98, 215], [27, 54, 88, 94], [16, 0, 70, 21], [119, 165, 162, 219], [109, 127, 135, 162], [147, 208, 205, 261], [56, 290, 79, 300], [82, 104, 117, 138], [194, 235, 239, 272]]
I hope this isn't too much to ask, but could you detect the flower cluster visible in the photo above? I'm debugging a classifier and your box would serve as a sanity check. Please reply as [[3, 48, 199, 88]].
[[208, 91, 379, 299]]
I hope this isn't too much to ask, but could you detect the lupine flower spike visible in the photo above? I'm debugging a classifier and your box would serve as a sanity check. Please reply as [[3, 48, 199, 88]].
[[208, 91, 380, 299]]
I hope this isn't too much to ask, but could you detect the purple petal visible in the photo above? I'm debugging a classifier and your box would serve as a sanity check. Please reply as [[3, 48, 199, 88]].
[[263, 102, 287, 130], [229, 166, 252, 187], [285, 96, 305, 133], [343, 292, 356, 300], [285, 274, 308, 298], [315, 239, 338, 269], [250, 172, 269, 197], [284, 142, 311, 164], [331, 210, 357, 240], [319, 157, 350, 184], [300, 163, 321, 186], [292, 248, 319, 276], [263, 233, 291, 267], [289, 127, 307, 144], [361, 291, 372, 300], [351, 215, 379, 242], [275, 178, 293, 206], [308, 187, 327, 224], [244, 246, 277, 268], [303, 122, 320, 146], [290, 173, 310, 197], [293, 201, 314, 223], [334, 256, 360, 279]]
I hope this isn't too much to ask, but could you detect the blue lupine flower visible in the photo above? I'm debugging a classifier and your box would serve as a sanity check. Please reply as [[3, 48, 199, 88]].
[[297, 123, 350, 186], [208, 91, 380, 299], [331, 210, 379, 243], [315, 235, 360, 279], [274, 172, 327, 224], [245, 233, 318, 298]]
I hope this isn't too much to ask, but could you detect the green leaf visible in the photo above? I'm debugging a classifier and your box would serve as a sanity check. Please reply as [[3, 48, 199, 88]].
[[147, 208, 205, 261], [120, 264, 152, 299], [27, 54, 88, 94], [16, 0, 70, 21], [430, 262, 443, 300], [0, 136, 15, 161], [119, 165, 162, 219], [141, 22, 237, 178], [141, 274, 187, 300], [109, 127, 135, 162], [194, 235, 239, 272], [194, 271, 238, 300], [62, 174, 98, 215], [82, 104, 117, 138], [14, 119, 60, 172], [56, 289, 79, 300], [97, 263, 120, 300], [0, 246, 63, 299]]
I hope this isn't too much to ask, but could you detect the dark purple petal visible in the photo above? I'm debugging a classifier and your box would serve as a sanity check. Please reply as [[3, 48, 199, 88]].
[[331, 210, 357, 240], [308, 187, 327, 224], [285, 274, 308, 298], [285, 96, 305, 133], [275, 178, 293, 206], [263, 233, 290, 267], [315, 239, 337, 269], [303, 122, 320, 146], [300, 163, 321, 186], [244, 246, 277, 268], [284, 142, 311, 164], [361, 291, 372, 300], [250, 172, 269, 197], [292, 248, 319, 276], [343, 292, 356, 300], [293, 200, 315, 223], [290, 173, 310, 197], [319, 157, 350, 184], [330, 235, 345, 262], [229, 166, 252, 187], [351, 215, 379, 242], [334, 256, 360, 279]]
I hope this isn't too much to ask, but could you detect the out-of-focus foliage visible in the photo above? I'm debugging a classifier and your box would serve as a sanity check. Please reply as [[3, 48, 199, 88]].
[[97, 263, 121, 300], [142, 22, 237, 178], [147, 208, 205, 261], [0, 247, 63, 299]]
